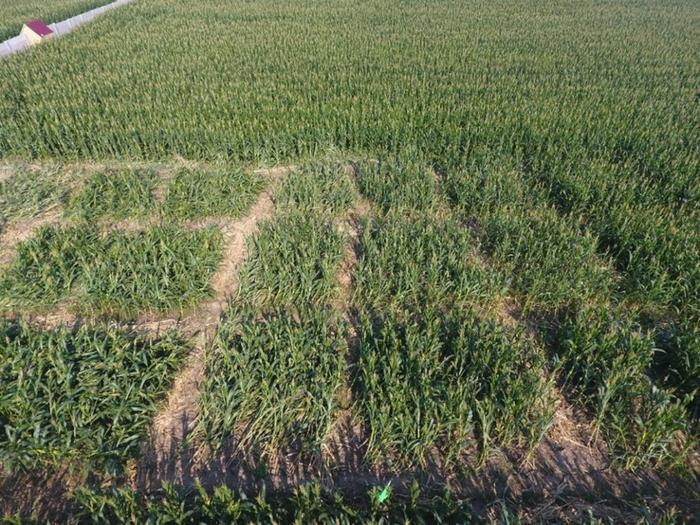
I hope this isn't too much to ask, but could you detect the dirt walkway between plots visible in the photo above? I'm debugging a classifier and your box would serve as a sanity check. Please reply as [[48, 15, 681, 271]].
[[1, 161, 698, 522], [131, 168, 290, 491], [0, 210, 64, 268], [132, 169, 700, 522]]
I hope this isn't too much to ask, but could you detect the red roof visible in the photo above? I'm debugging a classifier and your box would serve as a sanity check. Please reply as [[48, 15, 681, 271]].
[[25, 19, 54, 37]]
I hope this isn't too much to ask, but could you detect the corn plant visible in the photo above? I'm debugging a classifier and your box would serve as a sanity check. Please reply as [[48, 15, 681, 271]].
[[655, 318, 700, 421], [354, 214, 505, 313], [0, 225, 223, 318], [0, 320, 186, 475], [69, 168, 156, 221], [199, 204, 347, 458], [546, 307, 692, 470], [163, 168, 265, 220], [238, 212, 345, 310], [80, 226, 223, 318], [0, 165, 70, 225], [355, 305, 552, 469], [72, 481, 477, 524], [480, 205, 614, 313], [198, 304, 346, 459], [355, 157, 439, 214], [275, 160, 355, 216], [0, 0, 698, 513], [0, 225, 96, 306]]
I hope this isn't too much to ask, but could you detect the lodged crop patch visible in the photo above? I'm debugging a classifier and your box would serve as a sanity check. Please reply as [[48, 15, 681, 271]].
[[163, 168, 265, 220], [0, 225, 223, 318], [0, 165, 70, 229], [0, 320, 186, 474], [69, 168, 157, 221]]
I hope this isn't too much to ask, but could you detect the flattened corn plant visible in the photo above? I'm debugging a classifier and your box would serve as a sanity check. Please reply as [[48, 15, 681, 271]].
[[352, 206, 551, 468], [445, 158, 699, 465], [444, 166, 614, 313], [356, 306, 552, 468], [355, 157, 440, 214], [237, 212, 345, 310], [0, 320, 186, 475], [0, 226, 94, 306], [199, 190, 348, 458], [546, 307, 693, 470], [354, 214, 505, 313], [80, 226, 223, 318], [0, 165, 70, 227], [69, 168, 157, 221], [199, 304, 346, 459], [275, 160, 355, 216], [163, 168, 265, 220], [655, 318, 700, 421]]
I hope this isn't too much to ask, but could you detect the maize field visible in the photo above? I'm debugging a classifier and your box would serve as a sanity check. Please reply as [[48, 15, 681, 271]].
[[0, 0, 698, 522]]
